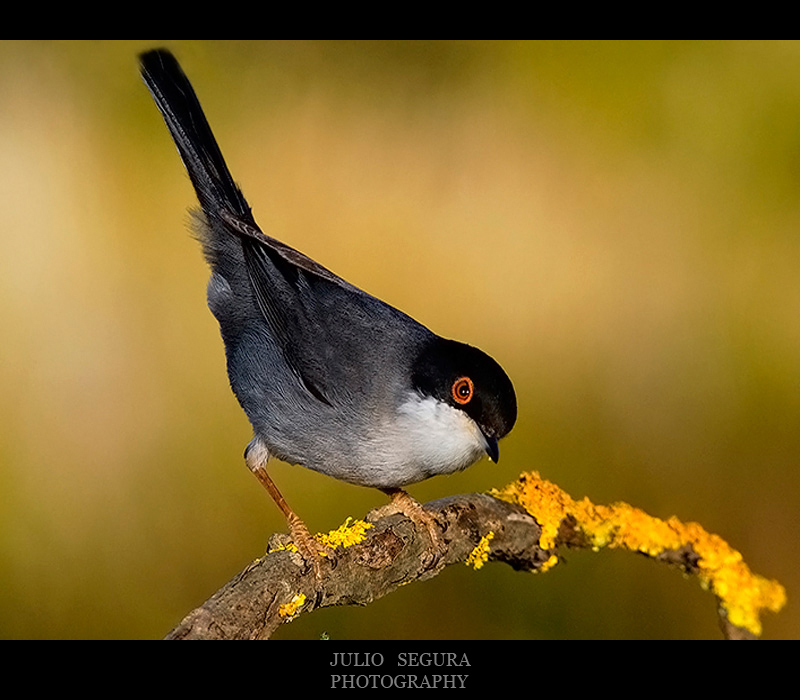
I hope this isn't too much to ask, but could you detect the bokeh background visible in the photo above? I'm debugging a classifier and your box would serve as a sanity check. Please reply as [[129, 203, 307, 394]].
[[0, 40, 797, 639]]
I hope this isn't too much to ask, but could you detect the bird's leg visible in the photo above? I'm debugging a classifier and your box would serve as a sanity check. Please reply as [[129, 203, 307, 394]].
[[245, 438, 326, 579], [370, 487, 446, 568]]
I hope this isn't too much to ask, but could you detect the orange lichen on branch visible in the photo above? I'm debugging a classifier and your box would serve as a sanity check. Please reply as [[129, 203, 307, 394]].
[[492, 471, 786, 637]]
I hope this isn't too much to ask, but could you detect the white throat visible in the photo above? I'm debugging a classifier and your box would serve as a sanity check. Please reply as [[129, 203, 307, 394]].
[[363, 392, 488, 487]]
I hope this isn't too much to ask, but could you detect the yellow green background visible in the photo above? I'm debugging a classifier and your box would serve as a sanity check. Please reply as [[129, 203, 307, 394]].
[[0, 40, 797, 639]]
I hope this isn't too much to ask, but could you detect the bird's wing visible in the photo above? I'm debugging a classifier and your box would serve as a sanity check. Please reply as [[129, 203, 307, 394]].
[[141, 49, 421, 406]]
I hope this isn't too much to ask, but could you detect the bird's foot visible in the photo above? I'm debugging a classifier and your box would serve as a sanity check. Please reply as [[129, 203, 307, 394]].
[[368, 488, 446, 569], [245, 449, 332, 582], [284, 512, 335, 581]]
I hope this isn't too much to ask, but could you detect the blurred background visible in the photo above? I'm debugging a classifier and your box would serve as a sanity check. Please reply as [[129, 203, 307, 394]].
[[0, 40, 797, 639]]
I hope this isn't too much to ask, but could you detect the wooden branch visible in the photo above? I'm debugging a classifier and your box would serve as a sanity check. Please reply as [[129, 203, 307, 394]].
[[165, 493, 544, 640], [165, 472, 786, 640]]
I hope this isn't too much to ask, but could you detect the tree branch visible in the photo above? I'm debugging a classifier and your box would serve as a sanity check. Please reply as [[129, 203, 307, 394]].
[[165, 472, 786, 640]]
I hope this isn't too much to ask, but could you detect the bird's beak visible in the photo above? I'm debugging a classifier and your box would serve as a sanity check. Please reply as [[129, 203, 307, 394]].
[[483, 434, 500, 463]]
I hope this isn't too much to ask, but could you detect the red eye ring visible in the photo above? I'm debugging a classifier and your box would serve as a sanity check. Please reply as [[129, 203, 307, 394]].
[[451, 376, 474, 405]]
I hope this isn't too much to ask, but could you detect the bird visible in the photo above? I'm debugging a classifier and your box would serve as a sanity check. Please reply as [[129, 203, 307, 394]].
[[139, 48, 517, 576]]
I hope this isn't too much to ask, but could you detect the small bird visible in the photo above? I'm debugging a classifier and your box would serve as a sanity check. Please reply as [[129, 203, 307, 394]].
[[139, 49, 517, 574]]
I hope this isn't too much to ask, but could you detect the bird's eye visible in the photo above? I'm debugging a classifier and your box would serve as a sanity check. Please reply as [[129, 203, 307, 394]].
[[451, 376, 474, 405]]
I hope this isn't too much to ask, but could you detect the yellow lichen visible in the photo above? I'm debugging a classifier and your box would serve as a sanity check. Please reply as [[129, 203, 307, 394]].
[[492, 471, 787, 637], [267, 518, 372, 560], [315, 517, 374, 550], [466, 532, 495, 570], [278, 593, 306, 619], [268, 541, 298, 554], [539, 554, 559, 573]]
